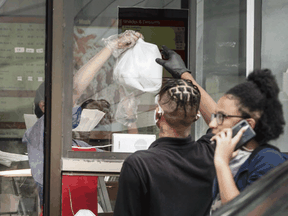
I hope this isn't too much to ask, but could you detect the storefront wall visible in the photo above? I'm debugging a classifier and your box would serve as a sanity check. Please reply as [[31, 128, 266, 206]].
[[56, 0, 288, 214], [0, 0, 288, 215], [60, 1, 190, 215]]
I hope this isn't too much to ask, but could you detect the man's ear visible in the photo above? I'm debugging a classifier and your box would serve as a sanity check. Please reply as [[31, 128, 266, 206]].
[[246, 118, 256, 129], [39, 100, 45, 113]]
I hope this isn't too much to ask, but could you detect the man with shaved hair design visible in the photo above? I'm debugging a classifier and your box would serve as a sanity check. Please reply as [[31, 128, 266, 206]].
[[114, 78, 216, 216]]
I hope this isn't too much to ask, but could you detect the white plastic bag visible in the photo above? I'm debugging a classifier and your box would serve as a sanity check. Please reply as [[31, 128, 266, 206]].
[[113, 38, 162, 93], [115, 92, 140, 127]]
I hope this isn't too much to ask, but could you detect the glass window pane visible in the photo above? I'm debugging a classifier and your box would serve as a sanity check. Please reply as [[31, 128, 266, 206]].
[[69, 1, 186, 156], [195, 0, 247, 137], [63, 1, 186, 214], [0, 1, 46, 215], [261, 0, 288, 152]]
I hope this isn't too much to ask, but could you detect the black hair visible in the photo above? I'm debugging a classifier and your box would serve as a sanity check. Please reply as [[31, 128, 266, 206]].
[[157, 78, 201, 117], [34, 104, 44, 119], [34, 82, 45, 118], [226, 69, 285, 144]]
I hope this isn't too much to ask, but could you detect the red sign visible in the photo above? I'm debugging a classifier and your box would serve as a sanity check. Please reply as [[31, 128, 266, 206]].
[[62, 175, 98, 216]]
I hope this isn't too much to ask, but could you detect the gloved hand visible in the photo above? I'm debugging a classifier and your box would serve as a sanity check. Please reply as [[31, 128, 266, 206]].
[[102, 30, 144, 58], [155, 45, 191, 78]]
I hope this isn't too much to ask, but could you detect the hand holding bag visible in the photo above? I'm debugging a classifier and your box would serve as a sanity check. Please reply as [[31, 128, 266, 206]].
[[113, 38, 162, 93]]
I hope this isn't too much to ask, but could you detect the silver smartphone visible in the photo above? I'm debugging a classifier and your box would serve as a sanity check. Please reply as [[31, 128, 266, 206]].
[[232, 120, 256, 150]]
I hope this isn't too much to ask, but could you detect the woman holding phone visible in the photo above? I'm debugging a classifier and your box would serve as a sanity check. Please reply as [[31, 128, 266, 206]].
[[156, 46, 287, 213]]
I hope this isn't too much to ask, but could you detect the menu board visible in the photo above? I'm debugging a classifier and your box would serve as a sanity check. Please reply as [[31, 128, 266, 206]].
[[0, 22, 45, 90], [118, 7, 188, 76], [0, 17, 45, 138]]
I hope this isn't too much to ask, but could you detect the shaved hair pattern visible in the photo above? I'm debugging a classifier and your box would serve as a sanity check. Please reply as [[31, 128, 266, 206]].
[[168, 80, 199, 102], [157, 78, 201, 117]]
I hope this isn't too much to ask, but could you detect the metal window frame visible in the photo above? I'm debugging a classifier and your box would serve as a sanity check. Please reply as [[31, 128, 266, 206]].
[[45, 0, 195, 214], [44, 0, 259, 214], [246, 0, 262, 75], [44, 0, 76, 214], [43, 0, 53, 215], [254, 0, 262, 69], [187, 0, 197, 139], [61, 0, 195, 164]]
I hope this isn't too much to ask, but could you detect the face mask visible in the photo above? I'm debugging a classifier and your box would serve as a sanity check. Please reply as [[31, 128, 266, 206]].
[[154, 95, 164, 124]]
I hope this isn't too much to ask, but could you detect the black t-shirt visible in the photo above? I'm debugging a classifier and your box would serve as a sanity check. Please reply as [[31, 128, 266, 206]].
[[114, 133, 215, 216]]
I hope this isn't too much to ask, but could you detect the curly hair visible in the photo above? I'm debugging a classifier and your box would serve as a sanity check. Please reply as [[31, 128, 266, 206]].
[[226, 69, 285, 144]]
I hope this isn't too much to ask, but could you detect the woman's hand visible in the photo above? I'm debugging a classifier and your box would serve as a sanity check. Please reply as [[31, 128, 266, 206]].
[[103, 30, 144, 57], [211, 126, 248, 166]]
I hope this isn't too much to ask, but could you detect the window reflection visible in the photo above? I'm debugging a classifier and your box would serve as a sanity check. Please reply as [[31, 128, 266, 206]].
[[195, 0, 247, 138], [71, 5, 189, 154], [0, 3, 46, 215]]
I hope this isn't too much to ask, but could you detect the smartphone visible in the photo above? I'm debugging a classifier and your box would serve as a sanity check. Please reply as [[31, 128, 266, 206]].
[[232, 120, 256, 150]]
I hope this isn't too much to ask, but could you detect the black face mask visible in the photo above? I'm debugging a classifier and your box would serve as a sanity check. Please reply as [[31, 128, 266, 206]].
[[34, 103, 44, 119]]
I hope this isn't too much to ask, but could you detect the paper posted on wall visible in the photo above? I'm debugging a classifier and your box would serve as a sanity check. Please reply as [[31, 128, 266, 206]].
[[72, 109, 105, 132], [24, 114, 38, 129]]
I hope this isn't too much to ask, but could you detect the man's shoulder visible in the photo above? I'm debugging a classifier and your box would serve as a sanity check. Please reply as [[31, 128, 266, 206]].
[[123, 148, 159, 170], [195, 132, 215, 152], [125, 149, 155, 162]]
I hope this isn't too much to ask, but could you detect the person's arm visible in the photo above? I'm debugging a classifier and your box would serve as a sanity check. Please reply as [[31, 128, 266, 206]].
[[114, 161, 144, 216], [215, 160, 240, 204], [211, 127, 248, 204], [73, 30, 143, 106], [216, 148, 287, 204], [181, 72, 216, 125], [155, 45, 216, 125], [73, 47, 112, 105]]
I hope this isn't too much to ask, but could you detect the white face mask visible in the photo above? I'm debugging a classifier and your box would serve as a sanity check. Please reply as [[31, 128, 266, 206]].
[[154, 95, 164, 124]]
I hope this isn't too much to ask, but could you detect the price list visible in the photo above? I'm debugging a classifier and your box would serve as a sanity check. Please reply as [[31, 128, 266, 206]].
[[0, 21, 45, 138], [0, 22, 45, 91]]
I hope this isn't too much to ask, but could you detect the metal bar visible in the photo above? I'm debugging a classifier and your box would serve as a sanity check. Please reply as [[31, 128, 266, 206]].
[[62, 0, 75, 158], [62, 158, 123, 173], [62, 172, 119, 177], [67, 151, 131, 159], [98, 177, 113, 212], [45, 0, 64, 214], [43, 0, 53, 214], [246, 0, 255, 75], [12, 178, 27, 215], [188, 0, 197, 76], [239, 0, 247, 77], [188, 0, 197, 139], [254, 0, 262, 69]]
